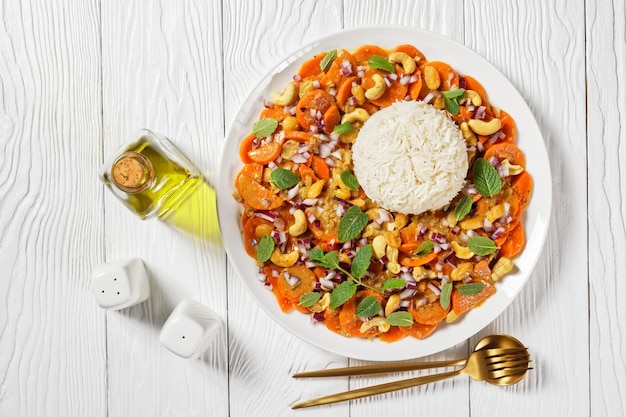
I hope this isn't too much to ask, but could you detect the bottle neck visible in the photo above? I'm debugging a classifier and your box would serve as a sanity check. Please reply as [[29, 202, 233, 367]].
[[111, 152, 153, 194]]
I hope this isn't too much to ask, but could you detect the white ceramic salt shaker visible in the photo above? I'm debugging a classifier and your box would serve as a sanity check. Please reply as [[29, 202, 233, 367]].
[[91, 258, 150, 310], [159, 299, 222, 359]]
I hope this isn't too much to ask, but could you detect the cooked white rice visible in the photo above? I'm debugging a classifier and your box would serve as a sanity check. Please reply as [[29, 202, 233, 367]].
[[352, 100, 468, 215]]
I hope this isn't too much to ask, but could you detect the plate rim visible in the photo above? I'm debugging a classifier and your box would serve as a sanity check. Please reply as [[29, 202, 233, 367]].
[[217, 25, 552, 361]]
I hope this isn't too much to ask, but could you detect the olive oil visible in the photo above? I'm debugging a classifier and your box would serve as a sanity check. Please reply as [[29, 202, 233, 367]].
[[100, 130, 202, 220]]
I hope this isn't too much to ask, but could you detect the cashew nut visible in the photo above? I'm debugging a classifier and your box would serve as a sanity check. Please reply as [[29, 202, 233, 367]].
[[393, 213, 409, 230], [423, 65, 441, 90], [446, 310, 459, 323], [298, 80, 314, 98], [384, 231, 401, 248], [491, 257, 514, 282], [486, 204, 506, 223], [360, 317, 390, 334], [388, 52, 416, 74], [450, 262, 474, 281], [341, 108, 370, 124], [365, 74, 386, 100], [307, 180, 324, 199], [270, 248, 299, 267], [334, 187, 351, 200], [387, 262, 401, 274], [446, 211, 458, 228], [272, 81, 298, 106], [282, 116, 300, 131], [288, 209, 307, 237], [464, 89, 483, 106], [386, 246, 399, 264], [468, 118, 502, 136], [502, 159, 524, 176], [459, 217, 483, 231], [351, 83, 365, 105], [433, 95, 445, 110], [280, 139, 300, 159], [309, 293, 331, 313], [384, 294, 401, 316], [451, 241, 474, 260], [372, 235, 387, 259], [460, 122, 478, 146]]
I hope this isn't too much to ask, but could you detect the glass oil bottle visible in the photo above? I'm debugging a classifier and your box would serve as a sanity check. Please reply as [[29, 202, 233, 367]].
[[100, 129, 203, 220]]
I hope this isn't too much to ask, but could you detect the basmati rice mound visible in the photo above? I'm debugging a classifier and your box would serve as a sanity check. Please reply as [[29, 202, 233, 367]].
[[352, 101, 468, 215]]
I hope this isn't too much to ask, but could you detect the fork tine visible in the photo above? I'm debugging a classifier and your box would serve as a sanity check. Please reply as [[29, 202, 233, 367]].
[[481, 347, 528, 357], [490, 366, 533, 379], [483, 352, 529, 365], [487, 358, 532, 372]]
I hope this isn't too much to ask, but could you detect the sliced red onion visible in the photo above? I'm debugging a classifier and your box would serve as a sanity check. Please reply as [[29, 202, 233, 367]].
[[306, 213, 316, 224], [274, 217, 286, 231], [377, 209, 392, 223], [501, 203, 511, 221], [489, 156, 499, 166], [287, 184, 300, 200], [309, 125, 319, 133], [331, 150, 342, 159], [467, 104, 475, 113], [312, 80, 321, 89], [466, 230, 476, 237], [473, 106, 487, 120], [491, 226, 506, 240], [329, 87, 337, 96], [463, 276, 473, 284], [459, 76, 467, 89], [383, 76, 392, 87], [324, 157, 335, 167], [311, 312, 325, 323], [405, 281, 417, 290], [483, 219, 494, 232], [293, 74, 302, 81], [388, 73, 398, 81], [399, 300, 411, 308], [400, 288, 417, 299], [347, 96, 358, 106], [409, 74, 419, 83], [477, 141, 485, 152], [357, 69, 364, 78], [319, 143, 332, 158], [441, 276, 449, 286], [291, 153, 308, 164], [417, 224, 428, 239], [379, 255, 389, 264], [427, 283, 441, 296], [435, 263, 443, 272], [258, 268, 266, 282], [305, 261, 317, 269], [440, 242, 450, 251], [301, 198, 319, 206], [444, 252, 458, 268], [263, 99, 272, 108], [452, 226, 461, 234], [498, 163, 510, 178], [430, 232, 447, 245], [401, 271, 415, 283], [254, 211, 276, 222]]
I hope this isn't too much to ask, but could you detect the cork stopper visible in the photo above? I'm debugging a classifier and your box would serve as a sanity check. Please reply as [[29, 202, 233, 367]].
[[111, 152, 153, 193]]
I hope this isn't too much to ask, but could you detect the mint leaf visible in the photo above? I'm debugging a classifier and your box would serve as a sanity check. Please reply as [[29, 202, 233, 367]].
[[337, 205, 368, 242], [454, 195, 473, 222], [473, 158, 502, 197], [333, 121, 355, 135], [442, 88, 465, 100], [457, 282, 486, 296], [351, 244, 372, 279], [340, 170, 360, 191], [320, 49, 338, 72], [299, 292, 321, 308], [256, 234, 274, 262], [385, 311, 413, 327], [440, 283, 453, 309], [382, 278, 406, 290], [309, 248, 340, 269], [467, 236, 497, 256], [330, 281, 357, 308], [414, 240, 434, 258], [368, 55, 395, 73], [356, 295, 382, 318], [270, 168, 299, 189], [252, 118, 278, 138], [444, 97, 460, 115]]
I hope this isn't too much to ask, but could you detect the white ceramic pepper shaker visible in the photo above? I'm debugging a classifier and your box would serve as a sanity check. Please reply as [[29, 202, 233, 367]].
[[159, 299, 222, 359], [91, 258, 150, 310]]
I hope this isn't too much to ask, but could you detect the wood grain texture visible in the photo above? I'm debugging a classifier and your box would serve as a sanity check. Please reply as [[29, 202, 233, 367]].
[[222, 1, 351, 415], [465, 0, 589, 415], [587, 0, 626, 415], [101, 1, 228, 416], [0, 0, 105, 416]]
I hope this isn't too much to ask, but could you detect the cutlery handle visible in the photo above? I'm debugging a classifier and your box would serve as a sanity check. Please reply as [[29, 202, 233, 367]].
[[292, 358, 466, 378], [291, 369, 462, 409]]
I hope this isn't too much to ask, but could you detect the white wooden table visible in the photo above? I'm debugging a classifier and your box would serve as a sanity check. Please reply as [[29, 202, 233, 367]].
[[1, 0, 624, 416]]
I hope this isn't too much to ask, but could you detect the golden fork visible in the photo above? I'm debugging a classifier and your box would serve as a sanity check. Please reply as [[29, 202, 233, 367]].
[[291, 346, 531, 409]]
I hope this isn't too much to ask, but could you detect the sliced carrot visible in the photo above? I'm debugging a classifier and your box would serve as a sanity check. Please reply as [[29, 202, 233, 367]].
[[235, 171, 283, 210], [379, 325, 406, 342], [238, 162, 263, 182], [484, 142, 526, 168], [324, 308, 344, 335], [242, 215, 271, 258], [361, 66, 408, 108], [500, 223, 525, 258], [283, 130, 312, 142], [461, 75, 488, 103], [297, 52, 326, 79], [400, 251, 437, 267], [512, 171, 533, 210], [451, 280, 496, 316], [276, 265, 317, 303], [322, 104, 341, 133], [409, 297, 449, 325], [360, 102, 379, 114], [298, 163, 318, 182], [399, 223, 419, 243], [311, 156, 330, 180], [321, 49, 357, 89], [472, 260, 492, 280], [266, 273, 293, 313], [336, 76, 357, 108], [339, 297, 366, 337], [353, 45, 388, 66], [399, 321, 436, 339], [391, 44, 426, 63], [422, 61, 459, 90], [247, 141, 282, 165], [295, 89, 336, 131], [238, 134, 257, 164], [498, 108, 517, 143], [260, 105, 289, 122], [398, 242, 421, 255], [408, 70, 423, 100]]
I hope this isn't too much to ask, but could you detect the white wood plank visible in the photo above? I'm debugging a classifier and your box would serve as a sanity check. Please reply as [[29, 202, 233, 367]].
[[342, 2, 468, 416], [465, 1, 589, 415], [222, 1, 350, 416], [0, 0, 105, 416], [587, 0, 626, 415], [101, 1, 228, 416]]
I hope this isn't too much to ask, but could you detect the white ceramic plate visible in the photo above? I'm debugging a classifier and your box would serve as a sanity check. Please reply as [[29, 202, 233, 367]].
[[217, 26, 551, 361]]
